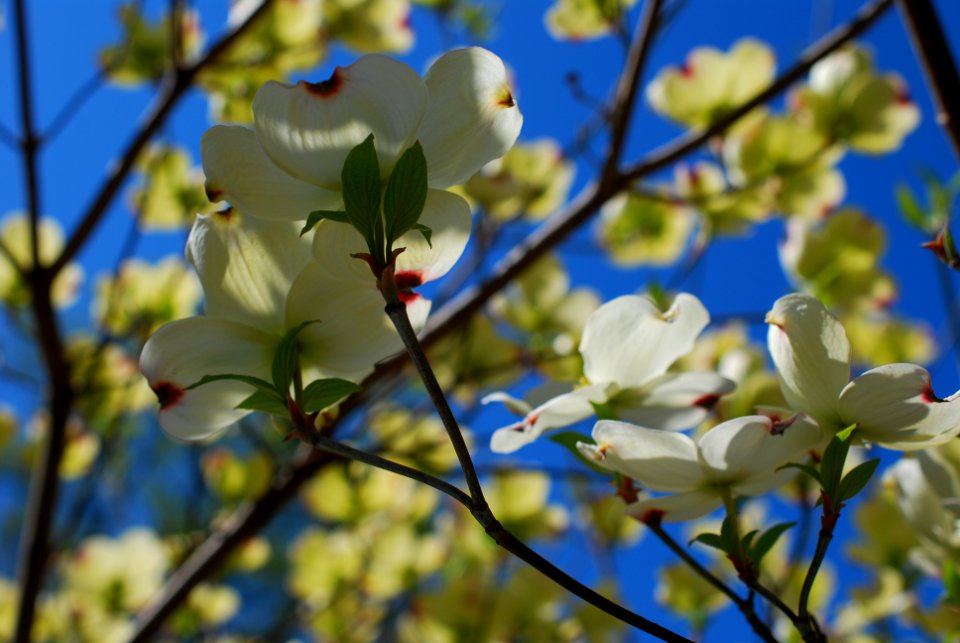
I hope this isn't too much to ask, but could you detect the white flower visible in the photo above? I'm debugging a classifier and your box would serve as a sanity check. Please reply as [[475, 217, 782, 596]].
[[766, 293, 960, 449], [201, 47, 522, 222], [485, 294, 734, 453], [140, 209, 425, 441], [578, 416, 825, 522]]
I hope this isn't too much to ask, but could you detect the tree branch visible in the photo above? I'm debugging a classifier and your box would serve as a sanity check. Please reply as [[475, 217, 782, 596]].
[[50, 0, 277, 276], [896, 0, 960, 162]]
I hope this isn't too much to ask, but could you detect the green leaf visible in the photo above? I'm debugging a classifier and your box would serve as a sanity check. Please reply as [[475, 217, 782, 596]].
[[184, 373, 276, 394], [689, 532, 724, 552], [301, 210, 349, 237], [777, 462, 822, 485], [944, 559, 960, 605], [301, 378, 361, 413], [341, 134, 382, 252], [383, 142, 428, 245], [548, 432, 610, 474], [838, 458, 880, 502], [740, 529, 758, 553], [896, 185, 927, 230], [236, 389, 289, 417], [820, 434, 851, 500], [835, 423, 858, 442], [749, 522, 796, 568], [590, 401, 619, 421], [412, 223, 433, 248], [719, 515, 737, 554], [272, 320, 318, 396]]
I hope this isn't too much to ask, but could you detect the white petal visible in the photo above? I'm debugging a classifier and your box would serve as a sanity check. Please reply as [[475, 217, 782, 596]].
[[698, 415, 826, 487], [201, 125, 340, 220], [626, 491, 722, 524], [887, 458, 955, 546], [488, 383, 609, 454], [580, 293, 709, 389], [613, 371, 736, 431], [480, 391, 532, 416], [394, 189, 472, 282], [286, 260, 430, 381], [586, 420, 705, 492], [419, 47, 523, 189], [187, 210, 311, 334], [253, 55, 426, 187], [766, 293, 850, 425], [140, 317, 275, 441], [838, 363, 960, 450]]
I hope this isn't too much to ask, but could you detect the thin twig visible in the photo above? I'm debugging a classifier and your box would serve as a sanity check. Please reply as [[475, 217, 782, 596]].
[[304, 431, 473, 507], [11, 0, 77, 639], [385, 301, 687, 642], [41, 72, 106, 144], [646, 523, 778, 643], [896, 0, 960, 162]]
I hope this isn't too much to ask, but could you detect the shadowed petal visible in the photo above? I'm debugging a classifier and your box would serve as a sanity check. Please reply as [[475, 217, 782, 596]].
[[201, 125, 340, 220], [287, 260, 430, 381], [140, 317, 275, 441], [613, 371, 736, 431], [839, 363, 960, 450], [626, 491, 723, 524], [187, 210, 310, 334], [253, 55, 427, 188]]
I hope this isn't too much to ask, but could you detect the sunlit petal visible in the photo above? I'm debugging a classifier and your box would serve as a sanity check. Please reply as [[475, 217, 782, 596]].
[[582, 420, 705, 492], [581, 293, 709, 389], [419, 47, 523, 188], [767, 293, 850, 426]]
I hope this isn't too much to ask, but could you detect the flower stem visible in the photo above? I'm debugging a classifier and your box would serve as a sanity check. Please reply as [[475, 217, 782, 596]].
[[647, 523, 778, 643], [384, 301, 689, 643]]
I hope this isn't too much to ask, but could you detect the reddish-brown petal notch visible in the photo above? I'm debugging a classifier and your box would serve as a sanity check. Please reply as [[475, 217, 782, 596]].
[[299, 68, 344, 98], [151, 381, 184, 410]]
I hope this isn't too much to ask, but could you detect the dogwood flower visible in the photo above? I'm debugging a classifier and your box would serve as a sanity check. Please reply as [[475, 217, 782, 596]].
[[578, 415, 825, 522], [201, 47, 522, 224], [140, 209, 428, 441], [766, 293, 960, 449], [485, 293, 734, 453]]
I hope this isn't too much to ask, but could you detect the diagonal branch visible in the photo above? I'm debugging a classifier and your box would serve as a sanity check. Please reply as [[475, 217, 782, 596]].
[[50, 0, 277, 276], [895, 0, 960, 162]]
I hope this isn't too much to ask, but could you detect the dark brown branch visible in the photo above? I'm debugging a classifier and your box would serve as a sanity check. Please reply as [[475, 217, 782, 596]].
[[621, 0, 893, 183], [129, 450, 336, 642], [11, 0, 76, 639], [896, 0, 960, 162], [601, 0, 664, 184], [51, 0, 277, 276], [647, 523, 778, 643]]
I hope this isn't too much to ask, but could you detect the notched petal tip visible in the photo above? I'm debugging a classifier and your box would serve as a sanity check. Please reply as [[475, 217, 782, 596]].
[[151, 381, 185, 410], [298, 68, 344, 98]]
